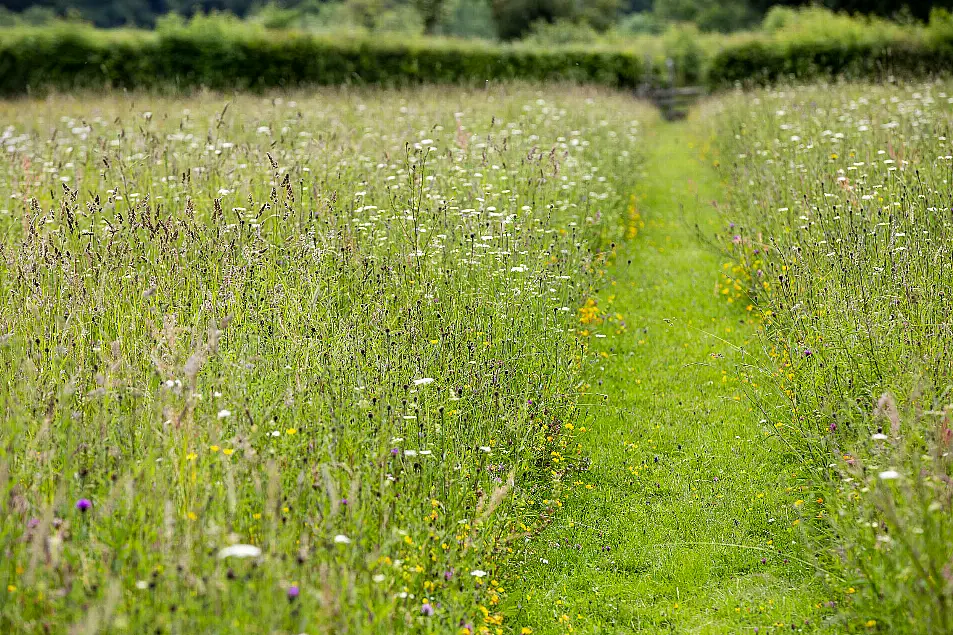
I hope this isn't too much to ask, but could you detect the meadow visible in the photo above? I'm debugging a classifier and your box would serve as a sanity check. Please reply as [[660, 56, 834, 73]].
[[710, 81, 953, 632], [3, 77, 953, 635], [0, 86, 644, 633]]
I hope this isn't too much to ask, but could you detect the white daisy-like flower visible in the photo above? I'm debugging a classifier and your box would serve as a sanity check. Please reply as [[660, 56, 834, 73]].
[[879, 470, 901, 480], [413, 378, 435, 386], [217, 544, 262, 559], [470, 569, 487, 577], [217, 409, 231, 419], [333, 534, 351, 544], [871, 433, 889, 440]]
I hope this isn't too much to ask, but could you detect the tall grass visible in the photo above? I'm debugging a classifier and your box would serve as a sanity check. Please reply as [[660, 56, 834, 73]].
[[0, 86, 646, 633], [709, 81, 953, 632]]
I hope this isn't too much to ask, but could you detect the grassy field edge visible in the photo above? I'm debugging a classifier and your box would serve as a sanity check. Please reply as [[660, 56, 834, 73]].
[[501, 119, 836, 634]]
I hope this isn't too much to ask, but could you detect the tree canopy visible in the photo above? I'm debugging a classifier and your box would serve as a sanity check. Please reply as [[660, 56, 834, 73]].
[[1, 0, 950, 33]]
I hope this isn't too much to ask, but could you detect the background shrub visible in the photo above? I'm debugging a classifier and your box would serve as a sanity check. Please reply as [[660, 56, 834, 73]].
[[4, 6, 953, 95], [0, 21, 645, 94]]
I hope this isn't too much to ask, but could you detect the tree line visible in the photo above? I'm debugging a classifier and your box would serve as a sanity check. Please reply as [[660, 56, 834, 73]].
[[1, 0, 950, 36]]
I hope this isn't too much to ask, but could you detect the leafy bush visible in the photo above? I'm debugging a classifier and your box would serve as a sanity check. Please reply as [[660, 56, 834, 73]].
[[438, 0, 497, 39], [489, 0, 619, 40], [653, 0, 758, 33], [0, 20, 644, 95], [523, 18, 601, 45], [709, 8, 952, 87], [5, 7, 953, 94], [660, 22, 705, 84], [618, 11, 664, 34]]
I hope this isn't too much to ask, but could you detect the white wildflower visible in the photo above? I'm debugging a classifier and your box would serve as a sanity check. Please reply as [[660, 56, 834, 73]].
[[217, 544, 262, 559]]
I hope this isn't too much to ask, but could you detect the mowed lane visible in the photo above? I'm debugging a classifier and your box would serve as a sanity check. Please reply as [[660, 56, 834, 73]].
[[504, 120, 831, 634]]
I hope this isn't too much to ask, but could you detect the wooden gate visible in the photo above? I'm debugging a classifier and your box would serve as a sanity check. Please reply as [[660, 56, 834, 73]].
[[636, 58, 706, 121]]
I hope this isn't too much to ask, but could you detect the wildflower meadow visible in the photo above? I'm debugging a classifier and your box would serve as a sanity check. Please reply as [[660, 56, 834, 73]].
[[1, 64, 953, 635], [0, 87, 644, 633]]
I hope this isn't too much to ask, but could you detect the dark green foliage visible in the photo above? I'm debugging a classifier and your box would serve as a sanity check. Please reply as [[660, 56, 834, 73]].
[[490, 0, 620, 40], [751, 0, 953, 22], [4, 0, 953, 31], [653, 0, 758, 32], [411, 0, 445, 33], [708, 33, 953, 87], [7, 8, 953, 96], [0, 25, 644, 94], [0, 0, 259, 27]]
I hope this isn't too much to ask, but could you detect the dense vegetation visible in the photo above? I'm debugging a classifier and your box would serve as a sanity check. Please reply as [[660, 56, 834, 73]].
[[0, 86, 644, 633], [4, 8, 953, 95], [0, 20, 647, 95], [1, 0, 949, 38], [711, 81, 953, 632], [3, 0, 953, 630]]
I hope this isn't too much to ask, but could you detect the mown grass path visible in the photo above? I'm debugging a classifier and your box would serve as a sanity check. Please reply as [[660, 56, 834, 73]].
[[504, 121, 832, 633]]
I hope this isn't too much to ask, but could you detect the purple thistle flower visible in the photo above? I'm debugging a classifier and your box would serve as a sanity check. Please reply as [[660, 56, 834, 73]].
[[444, 569, 454, 581], [75, 498, 92, 512], [421, 603, 434, 616], [829, 422, 837, 433], [27, 518, 40, 529], [390, 448, 399, 456], [287, 585, 300, 600], [803, 348, 812, 357], [341, 498, 348, 505]]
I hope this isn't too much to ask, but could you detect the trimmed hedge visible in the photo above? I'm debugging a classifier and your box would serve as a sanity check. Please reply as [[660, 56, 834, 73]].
[[3, 23, 953, 96], [708, 34, 953, 88], [0, 26, 645, 95]]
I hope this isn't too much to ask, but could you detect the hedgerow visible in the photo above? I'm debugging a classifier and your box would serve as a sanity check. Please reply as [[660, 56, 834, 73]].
[[0, 23, 645, 94], [707, 8, 953, 87], [707, 35, 953, 87], [3, 8, 953, 96]]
